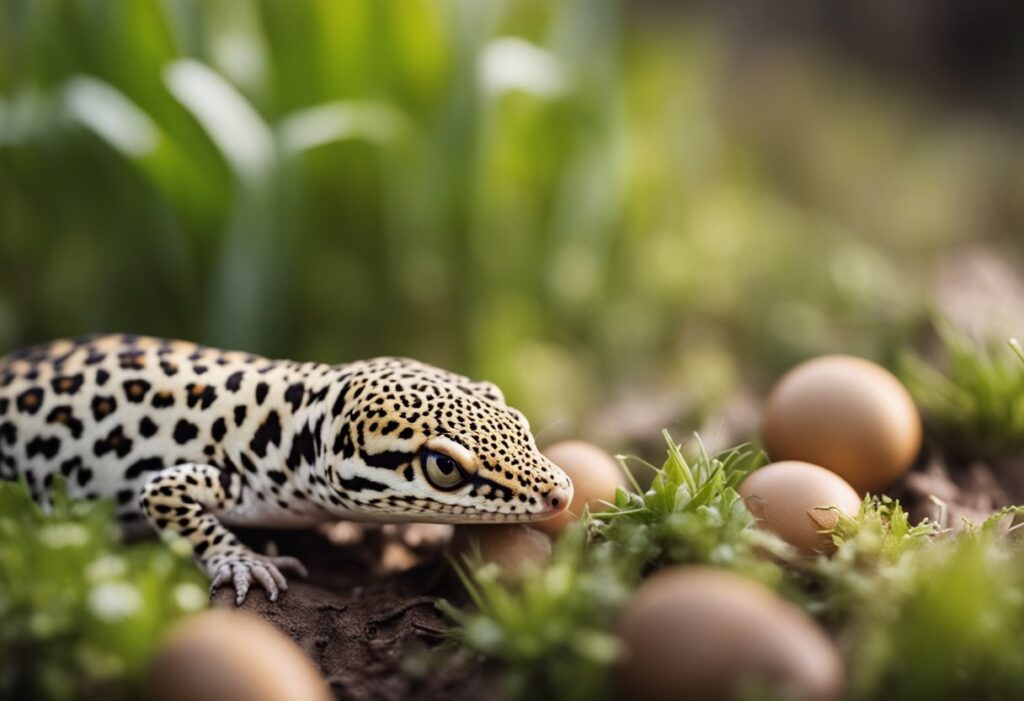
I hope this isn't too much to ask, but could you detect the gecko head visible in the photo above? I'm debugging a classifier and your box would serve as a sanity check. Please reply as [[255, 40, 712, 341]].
[[325, 358, 572, 524]]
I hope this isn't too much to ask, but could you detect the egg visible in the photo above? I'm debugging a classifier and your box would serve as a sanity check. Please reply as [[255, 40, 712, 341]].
[[536, 440, 628, 535], [738, 461, 861, 555], [762, 355, 922, 494], [147, 609, 331, 701], [615, 567, 844, 701], [449, 524, 553, 574]]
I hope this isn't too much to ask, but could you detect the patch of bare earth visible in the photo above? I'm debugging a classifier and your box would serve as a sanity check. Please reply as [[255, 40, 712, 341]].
[[211, 526, 497, 701]]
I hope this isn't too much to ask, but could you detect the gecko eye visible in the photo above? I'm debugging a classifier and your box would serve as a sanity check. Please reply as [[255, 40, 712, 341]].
[[422, 449, 468, 490]]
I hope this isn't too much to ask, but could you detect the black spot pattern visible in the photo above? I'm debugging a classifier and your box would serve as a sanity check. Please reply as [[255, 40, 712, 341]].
[[225, 371, 244, 392], [139, 417, 158, 438], [211, 417, 227, 442], [60, 456, 81, 477], [173, 419, 199, 445], [249, 411, 282, 458], [118, 351, 145, 370], [186, 383, 216, 409], [16, 388, 44, 415], [360, 449, 413, 470], [151, 391, 175, 409], [77, 466, 93, 487], [91, 396, 117, 421], [239, 453, 258, 473], [125, 457, 165, 479], [123, 379, 151, 403], [46, 406, 84, 439], [94, 426, 133, 458], [339, 476, 388, 492], [51, 373, 84, 394], [284, 383, 305, 412], [287, 424, 317, 470], [27, 436, 61, 459]]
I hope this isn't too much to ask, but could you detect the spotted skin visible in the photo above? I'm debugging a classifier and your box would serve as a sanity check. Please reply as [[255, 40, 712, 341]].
[[0, 335, 572, 603]]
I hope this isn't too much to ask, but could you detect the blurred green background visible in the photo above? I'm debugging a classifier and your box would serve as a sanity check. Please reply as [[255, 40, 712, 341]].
[[2, 0, 1024, 444]]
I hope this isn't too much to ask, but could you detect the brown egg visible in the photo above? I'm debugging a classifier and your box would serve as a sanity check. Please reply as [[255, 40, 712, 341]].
[[741, 462, 860, 556], [449, 524, 553, 574], [536, 440, 628, 535], [739, 461, 861, 555], [762, 355, 922, 494], [615, 567, 844, 701], [147, 609, 331, 701]]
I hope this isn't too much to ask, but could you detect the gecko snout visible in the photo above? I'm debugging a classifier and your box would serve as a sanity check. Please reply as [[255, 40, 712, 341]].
[[543, 485, 571, 513]]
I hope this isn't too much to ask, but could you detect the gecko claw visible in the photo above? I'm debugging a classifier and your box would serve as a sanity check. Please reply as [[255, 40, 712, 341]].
[[207, 555, 307, 605]]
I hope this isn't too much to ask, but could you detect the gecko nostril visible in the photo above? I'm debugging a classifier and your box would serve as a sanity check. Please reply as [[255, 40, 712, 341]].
[[544, 487, 569, 512]]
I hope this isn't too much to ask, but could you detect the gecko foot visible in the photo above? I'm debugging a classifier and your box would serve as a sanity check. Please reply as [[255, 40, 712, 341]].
[[209, 555, 309, 605]]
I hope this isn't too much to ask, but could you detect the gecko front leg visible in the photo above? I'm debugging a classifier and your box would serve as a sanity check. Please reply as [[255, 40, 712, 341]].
[[139, 463, 307, 604]]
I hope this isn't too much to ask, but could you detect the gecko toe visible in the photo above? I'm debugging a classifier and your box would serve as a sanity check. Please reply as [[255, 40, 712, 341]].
[[251, 565, 280, 602], [271, 556, 308, 578], [205, 556, 297, 605], [233, 565, 252, 605], [265, 563, 288, 591], [209, 564, 232, 597]]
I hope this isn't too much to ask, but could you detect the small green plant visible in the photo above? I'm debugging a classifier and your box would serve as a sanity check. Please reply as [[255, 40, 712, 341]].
[[595, 432, 789, 585], [902, 324, 1024, 459], [441, 526, 631, 701], [809, 496, 940, 624], [0, 479, 206, 701]]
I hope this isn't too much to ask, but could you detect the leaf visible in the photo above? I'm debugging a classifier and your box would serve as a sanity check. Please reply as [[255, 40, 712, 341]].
[[163, 59, 274, 184], [62, 76, 159, 158], [277, 101, 408, 155]]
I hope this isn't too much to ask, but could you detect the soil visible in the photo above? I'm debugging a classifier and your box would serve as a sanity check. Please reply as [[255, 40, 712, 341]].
[[893, 447, 1024, 531], [210, 526, 498, 701]]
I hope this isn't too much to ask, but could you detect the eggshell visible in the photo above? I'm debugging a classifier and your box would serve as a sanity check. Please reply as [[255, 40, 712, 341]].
[[536, 440, 628, 535], [739, 461, 861, 555], [147, 609, 331, 701], [762, 355, 922, 494], [615, 567, 844, 701], [449, 524, 553, 573]]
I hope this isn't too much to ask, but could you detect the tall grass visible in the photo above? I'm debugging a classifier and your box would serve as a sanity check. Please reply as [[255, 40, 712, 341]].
[[2, 0, 1020, 429]]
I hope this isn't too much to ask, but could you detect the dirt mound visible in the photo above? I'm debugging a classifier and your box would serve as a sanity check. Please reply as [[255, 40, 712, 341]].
[[211, 528, 496, 701]]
